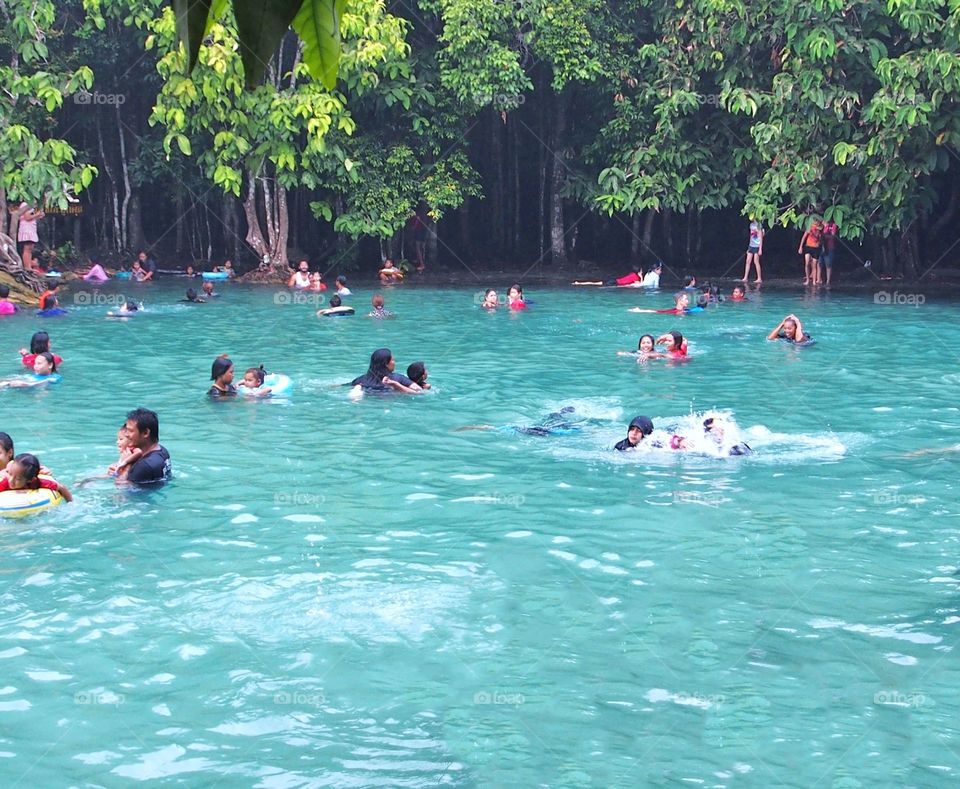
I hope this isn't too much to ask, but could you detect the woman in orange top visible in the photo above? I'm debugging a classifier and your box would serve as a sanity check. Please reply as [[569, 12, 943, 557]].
[[798, 220, 823, 286]]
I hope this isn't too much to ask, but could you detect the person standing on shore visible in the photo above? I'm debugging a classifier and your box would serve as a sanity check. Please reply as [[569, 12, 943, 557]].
[[798, 219, 823, 286], [820, 219, 838, 287], [16, 202, 44, 272], [741, 220, 763, 284]]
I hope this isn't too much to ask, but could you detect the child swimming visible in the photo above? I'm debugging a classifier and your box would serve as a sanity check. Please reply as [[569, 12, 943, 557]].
[[406, 361, 431, 390], [618, 334, 658, 362], [19, 331, 63, 368], [0, 353, 62, 388], [236, 366, 274, 397], [0, 453, 73, 501]]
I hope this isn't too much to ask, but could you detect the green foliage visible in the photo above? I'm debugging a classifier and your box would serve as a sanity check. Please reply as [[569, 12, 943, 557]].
[[0, 0, 98, 205]]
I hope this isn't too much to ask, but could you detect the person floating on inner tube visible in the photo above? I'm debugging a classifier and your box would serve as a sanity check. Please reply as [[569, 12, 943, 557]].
[[0, 452, 72, 501], [768, 314, 812, 344]]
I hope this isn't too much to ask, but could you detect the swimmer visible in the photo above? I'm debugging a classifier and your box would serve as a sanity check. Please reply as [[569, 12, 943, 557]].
[[107, 300, 141, 317], [768, 314, 812, 344], [184, 288, 206, 303], [335, 276, 352, 296], [614, 416, 655, 450], [508, 284, 527, 310], [201, 280, 218, 298], [19, 331, 63, 368], [208, 355, 237, 397], [481, 289, 499, 309], [289, 260, 311, 289], [0, 284, 18, 314], [38, 280, 60, 311], [0, 353, 62, 388], [184, 264, 201, 278], [458, 406, 589, 436], [379, 259, 404, 284], [618, 334, 658, 360], [82, 263, 110, 282], [729, 285, 748, 302], [368, 294, 393, 319], [236, 366, 274, 397], [213, 260, 235, 277], [656, 331, 688, 359], [308, 271, 327, 292], [574, 267, 644, 287], [630, 292, 702, 315], [683, 275, 698, 290], [670, 417, 752, 456], [350, 348, 421, 395], [406, 361, 431, 390], [0, 433, 52, 481], [0, 453, 72, 501]]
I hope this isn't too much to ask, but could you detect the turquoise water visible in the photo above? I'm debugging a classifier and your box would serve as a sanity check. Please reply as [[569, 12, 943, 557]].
[[0, 281, 958, 786]]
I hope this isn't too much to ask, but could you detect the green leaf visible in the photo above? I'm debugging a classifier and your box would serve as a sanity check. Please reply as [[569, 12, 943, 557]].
[[172, 0, 212, 73], [234, 0, 304, 88], [175, 134, 192, 155], [292, 0, 346, 90]]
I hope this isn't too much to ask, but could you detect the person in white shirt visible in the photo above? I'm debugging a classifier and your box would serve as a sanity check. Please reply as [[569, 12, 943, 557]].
[[640, 262, 662, 288]]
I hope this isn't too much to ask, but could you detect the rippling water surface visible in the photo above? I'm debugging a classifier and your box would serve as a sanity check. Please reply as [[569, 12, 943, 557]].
[[0, 281, 958, 786]]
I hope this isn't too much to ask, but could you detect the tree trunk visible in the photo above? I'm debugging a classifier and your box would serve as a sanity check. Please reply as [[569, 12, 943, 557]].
[[427, 219, 438, 269], [116, 103, 131, 250], [630, 212, 642, 266], [96, 115, 121, 251], [643, 210, 656, 256], [492, 108, 505, 255], [549, 90, 568, 267], [663, 208, 674, 262], [0, 186, 7, 237]]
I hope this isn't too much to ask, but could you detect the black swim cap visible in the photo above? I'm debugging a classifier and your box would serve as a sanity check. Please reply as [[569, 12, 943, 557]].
[[628, 416, 654, 435]]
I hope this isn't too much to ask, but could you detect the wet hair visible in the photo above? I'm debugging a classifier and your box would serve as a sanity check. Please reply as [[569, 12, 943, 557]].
[[0, 284, 9, 298], [336, 275, 347, 286], [683, 275, 696, 288], [485, 288, 496, 299], [329, 294, 342, 308], [244, 366, 265, 386], [211, 355, 233, 381], [673, 292, 687, 306], [45, 280, 59, 290], [0, 432, 13, 454], [407, 361, 427, 386], [29, 331, 50, 355], [351, 348, 393, 389], [126, 407, 159, 443], [372, 294, 384, 308], [668, 330, 685, 347], [638, 334, 655, 350], [186, 288, 198, 301], [124, 301, 139, 312], [509, 283, 524, 297], [202, 280, 214, 288], [36, 352, 57, 373], [12, 453, 41, 483]]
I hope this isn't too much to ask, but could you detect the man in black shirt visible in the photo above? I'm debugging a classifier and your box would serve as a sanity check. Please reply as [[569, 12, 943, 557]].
[[122, 407, 171, 485]]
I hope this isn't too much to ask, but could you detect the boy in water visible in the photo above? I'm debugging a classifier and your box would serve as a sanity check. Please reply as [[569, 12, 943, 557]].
[[368, 294, 393, 318]]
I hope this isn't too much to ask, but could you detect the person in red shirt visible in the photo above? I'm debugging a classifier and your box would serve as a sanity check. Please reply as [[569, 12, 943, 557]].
[[0, 453, 73, 501], [38, 280, 60, 310], [19, 331, 63, 368]]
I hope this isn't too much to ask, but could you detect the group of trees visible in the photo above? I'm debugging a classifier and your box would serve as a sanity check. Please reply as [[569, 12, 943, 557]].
[[1, 0, 959, 279]]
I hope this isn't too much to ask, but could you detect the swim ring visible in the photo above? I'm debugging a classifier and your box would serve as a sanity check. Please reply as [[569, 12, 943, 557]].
[[36, 308, 68, 317], [0, 480, 63, 518], [241, 373, 293, 397], [114, 271, 132, 280], [318, 306, 355, 317], [29, 373, 62, 384], [202, 271, 230, 280]]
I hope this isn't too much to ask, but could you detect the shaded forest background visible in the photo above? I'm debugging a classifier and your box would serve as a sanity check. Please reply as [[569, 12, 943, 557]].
[[1, 0, 959, 280]]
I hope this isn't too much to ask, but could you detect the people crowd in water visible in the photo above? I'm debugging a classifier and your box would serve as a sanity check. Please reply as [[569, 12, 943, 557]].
[[1, 222, 833, 513]]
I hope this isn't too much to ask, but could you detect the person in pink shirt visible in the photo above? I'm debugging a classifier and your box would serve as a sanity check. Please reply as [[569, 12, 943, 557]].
[[16, 202, 44, 272]]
